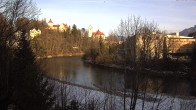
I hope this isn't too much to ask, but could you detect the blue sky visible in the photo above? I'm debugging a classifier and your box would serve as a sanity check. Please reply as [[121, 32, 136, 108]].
[[34, 0, 196, 36]]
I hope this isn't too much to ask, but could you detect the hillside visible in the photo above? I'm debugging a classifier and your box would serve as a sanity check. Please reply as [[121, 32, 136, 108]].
[[180, 25, 196, 36]]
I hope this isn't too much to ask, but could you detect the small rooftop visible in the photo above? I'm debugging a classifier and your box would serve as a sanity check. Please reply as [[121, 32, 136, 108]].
[[48, 18, 53, 23]]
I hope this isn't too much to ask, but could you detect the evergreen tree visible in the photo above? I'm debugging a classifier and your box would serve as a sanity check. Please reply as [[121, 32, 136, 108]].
[[71, 24, 82, 47], [12, 31, 55, 110], [71, 24, 78, 44]]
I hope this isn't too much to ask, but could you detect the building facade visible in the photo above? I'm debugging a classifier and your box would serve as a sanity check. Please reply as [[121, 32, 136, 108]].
[[166, 33, 196, 56], [47, 18, 67, 32]]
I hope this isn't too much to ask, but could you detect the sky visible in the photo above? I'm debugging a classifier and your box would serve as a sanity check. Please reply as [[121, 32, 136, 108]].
[[34, 0, 196, 36]]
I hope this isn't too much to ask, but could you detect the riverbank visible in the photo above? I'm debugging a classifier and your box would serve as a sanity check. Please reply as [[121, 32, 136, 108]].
[[50, 77, 196, 110], [83, 59, 189, 78], [37, 52, 84, 59], [46, 75, 196, 100]]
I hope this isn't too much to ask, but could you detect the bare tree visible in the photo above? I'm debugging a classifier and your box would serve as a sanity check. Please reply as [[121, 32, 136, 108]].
[[117, 15, 143, 65], [117, 15, 162, 67], [138, 20, 159, 65], [116, 15, 164, 110]]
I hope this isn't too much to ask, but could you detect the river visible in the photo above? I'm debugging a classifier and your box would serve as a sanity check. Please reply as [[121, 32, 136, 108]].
[[41, 56, 192, 97]]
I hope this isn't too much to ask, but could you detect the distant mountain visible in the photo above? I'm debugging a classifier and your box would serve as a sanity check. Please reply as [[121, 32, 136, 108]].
[[189, 31, 196, 38], [179, 25, 196, 36]]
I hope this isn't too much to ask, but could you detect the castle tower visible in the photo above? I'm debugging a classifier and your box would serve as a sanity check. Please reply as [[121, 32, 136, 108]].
[[88, 25, 93, 37], [48, 18, 53, 28]]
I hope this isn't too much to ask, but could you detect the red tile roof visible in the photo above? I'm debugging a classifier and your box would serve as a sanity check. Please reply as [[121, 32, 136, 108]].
[[48, 18, 53, 23], [63, 23, 67, 28], [93, 30, 105, 36]]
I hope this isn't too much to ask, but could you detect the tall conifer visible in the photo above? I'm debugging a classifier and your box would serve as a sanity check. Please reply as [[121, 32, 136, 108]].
[[12, 31, 55, 110]]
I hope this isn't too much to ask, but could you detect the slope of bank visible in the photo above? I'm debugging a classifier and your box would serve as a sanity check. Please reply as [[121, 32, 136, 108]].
[[51, 78, 196, 110], [83, 59, 190, 78]]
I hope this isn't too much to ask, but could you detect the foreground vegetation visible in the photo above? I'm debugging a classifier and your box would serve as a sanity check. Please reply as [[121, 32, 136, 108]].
[[0, 0, 55, 109], [51, 79, 196, 110]]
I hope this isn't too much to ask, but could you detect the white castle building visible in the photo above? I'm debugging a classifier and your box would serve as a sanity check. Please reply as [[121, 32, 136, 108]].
[[47, 18, 68, 32]]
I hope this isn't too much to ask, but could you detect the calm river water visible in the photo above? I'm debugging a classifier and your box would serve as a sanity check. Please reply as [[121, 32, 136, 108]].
[[41, 56, 192, 96]]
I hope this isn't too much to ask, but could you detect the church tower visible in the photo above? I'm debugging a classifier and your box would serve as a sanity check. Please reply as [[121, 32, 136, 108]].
[[88, 25, 93, 37], [48, 18, 53, 28]]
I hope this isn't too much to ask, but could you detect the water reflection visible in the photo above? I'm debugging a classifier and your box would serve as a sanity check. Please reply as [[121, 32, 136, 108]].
[[41, 56, 191, 96]]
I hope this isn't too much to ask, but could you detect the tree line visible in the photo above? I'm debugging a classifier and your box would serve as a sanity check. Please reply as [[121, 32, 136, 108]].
[[30, 20, 94, 57], [83, 15, 195, 73]]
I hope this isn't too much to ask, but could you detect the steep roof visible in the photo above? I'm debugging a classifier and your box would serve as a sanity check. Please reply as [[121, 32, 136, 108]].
[[48, 18, 53, 23], [93, 29, 104, 36], [63, 23, 67, 28]]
